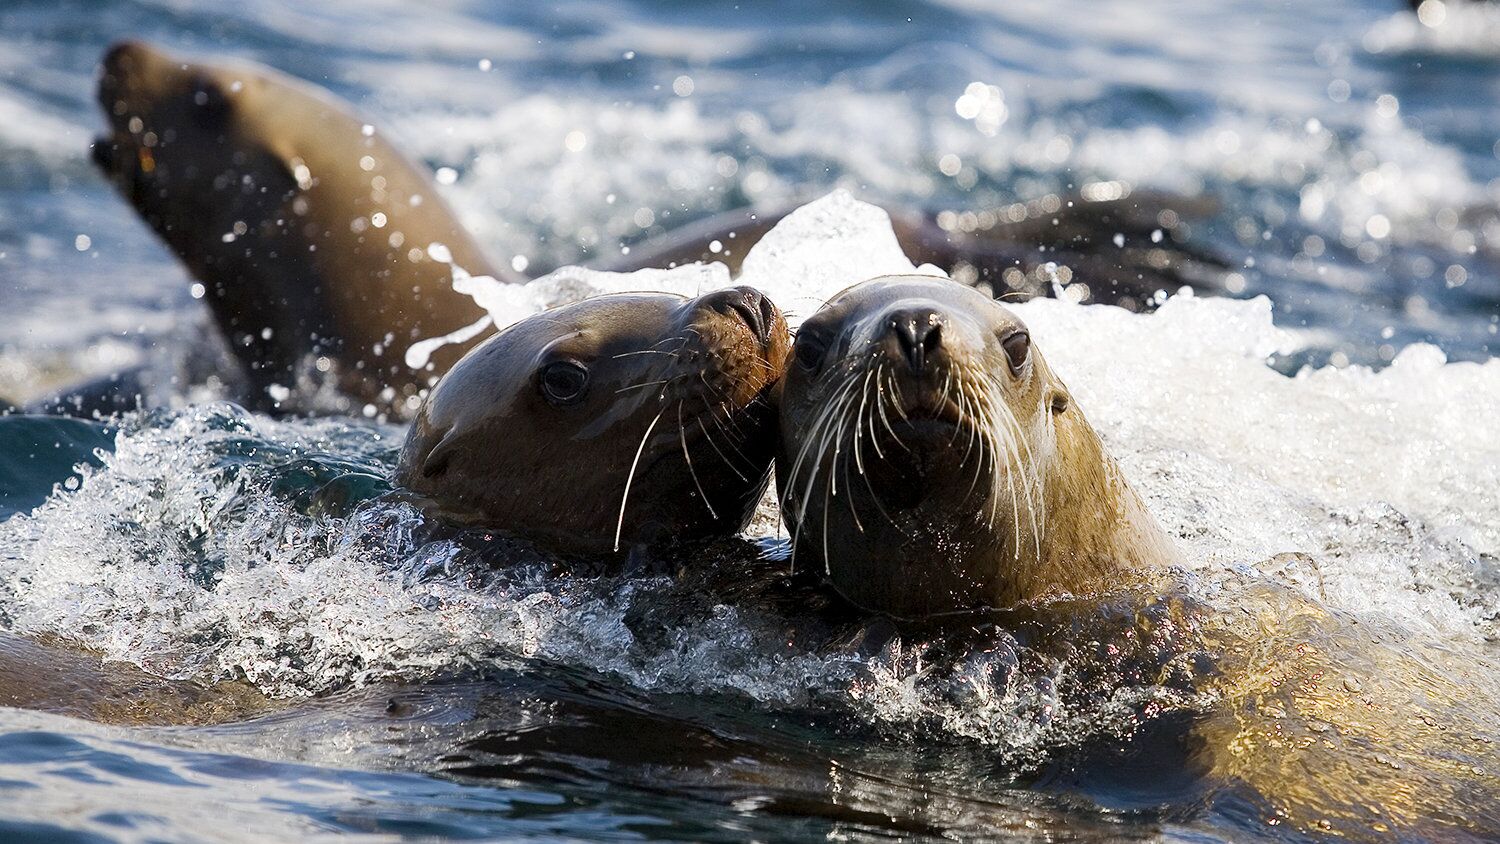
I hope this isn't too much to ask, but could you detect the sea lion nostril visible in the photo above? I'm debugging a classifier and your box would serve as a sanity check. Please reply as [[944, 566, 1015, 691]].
[[888, 309, 943, 372], [757, 293, 778, 339], [706, 287, 771, 345]]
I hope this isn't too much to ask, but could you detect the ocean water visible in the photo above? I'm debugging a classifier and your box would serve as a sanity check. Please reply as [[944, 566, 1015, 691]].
[[2, 0, 1500, 840]]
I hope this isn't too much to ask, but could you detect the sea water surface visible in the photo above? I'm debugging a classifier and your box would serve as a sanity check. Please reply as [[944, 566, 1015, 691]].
[[2, 0, 1500, 841]]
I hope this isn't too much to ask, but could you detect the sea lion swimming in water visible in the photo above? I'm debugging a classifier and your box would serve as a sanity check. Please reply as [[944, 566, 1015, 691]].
[[92, 39, 512, 419], [775, 276, 1500, 838], [396, 286, 789, 555], [776, 274, 1179, 618], [89, 41, 1224, 422]]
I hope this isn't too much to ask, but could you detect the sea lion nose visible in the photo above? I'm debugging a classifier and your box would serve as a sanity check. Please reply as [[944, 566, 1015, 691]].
[[702, 286, 774, 346], [885, 307, 944, 373]]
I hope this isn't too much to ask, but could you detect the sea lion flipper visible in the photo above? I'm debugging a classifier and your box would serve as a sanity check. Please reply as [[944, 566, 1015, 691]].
[[419, 428, 459, 479]]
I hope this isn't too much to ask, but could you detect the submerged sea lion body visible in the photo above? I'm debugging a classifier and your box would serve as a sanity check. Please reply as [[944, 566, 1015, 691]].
[[397, 286, 789, 554], [776, 275, 1177, 617], [0, 632, 269, 726], [93, 40, 512, 418]]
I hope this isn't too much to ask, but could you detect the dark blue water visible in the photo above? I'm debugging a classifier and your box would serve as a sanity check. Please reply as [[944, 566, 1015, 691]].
[[3, 0, 1500, 840]]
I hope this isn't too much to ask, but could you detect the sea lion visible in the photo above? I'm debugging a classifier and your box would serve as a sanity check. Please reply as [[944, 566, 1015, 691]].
[[775, 277, 1500, 837], [89, 41, 1224, 422], [598, 190, 1223, 308], [0, 631, 270, 726], [396, 286, 789, 555], [775, 274, 1179, 618], [92, 40, 515, 418]]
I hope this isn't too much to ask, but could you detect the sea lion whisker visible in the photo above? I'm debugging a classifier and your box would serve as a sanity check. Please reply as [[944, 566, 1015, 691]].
[[853, 369, 900, 532], [614, 406, 669, 553], [820, 463, 834, 575], [971, 388, 1013, 535], [876, 368, 912, 453], [863, 364, 888, 463], [887, 370, 911, 423], [806, 383, 862, 570], [1000, 426, 1024, 556], [678, 401, 719, 521], [784, 370, 861, 490], [835, 392, 867, 534], [704, 402, 761, 471], [688, 368, 745, 439], [615, 377, 677, 395], [785, 374, 862, 544], [785, 388, 844, 577], [644, 335, 687, 351], [993, 390, 1044, 566], [828, 383, 862, 499], [696, 416, 750, 483], [814, 381, 865, 542], [853, 368, 877, 476], [707, 387, 756, 441], [957, 387, 986, 502], [741, 357, 780, 376], [942, 368, 963, 447], [611, 349, 680, 359], [989, 385, 1040, 564]]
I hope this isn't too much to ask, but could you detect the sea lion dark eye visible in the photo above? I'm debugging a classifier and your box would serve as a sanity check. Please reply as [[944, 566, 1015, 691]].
[[794, 331, 827, 373], [539, 360, 588, 405], [1001, 331, 1030, 374]]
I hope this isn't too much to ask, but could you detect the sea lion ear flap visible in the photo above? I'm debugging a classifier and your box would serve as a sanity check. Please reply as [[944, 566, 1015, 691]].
[[420, 428, 460, 478], [1049, 388, 1070, 415]]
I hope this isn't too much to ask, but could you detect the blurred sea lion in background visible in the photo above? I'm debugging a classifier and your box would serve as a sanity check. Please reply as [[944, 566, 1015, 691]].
[[592, 188, 1223, 304], [397, 287, 790, 554], [93, 40, 509, 419], [90, 40, 1225, 422]]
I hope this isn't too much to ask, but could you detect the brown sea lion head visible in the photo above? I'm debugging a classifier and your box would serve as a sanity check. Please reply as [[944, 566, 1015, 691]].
[[777, 275, 1171, 618], [90, 40, 502, 416], [92, 40, 292, 247], [398, 286, 790, 555]]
